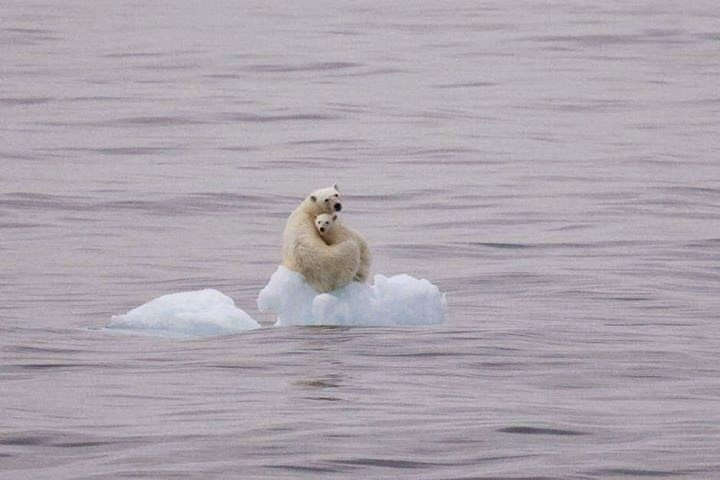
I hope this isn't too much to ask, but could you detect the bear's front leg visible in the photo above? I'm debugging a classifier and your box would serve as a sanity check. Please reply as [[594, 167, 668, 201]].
[[292, 237, 360, 293], [323, 239, 360, 291]]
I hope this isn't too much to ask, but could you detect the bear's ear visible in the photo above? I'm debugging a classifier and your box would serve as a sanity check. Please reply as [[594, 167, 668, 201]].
[[309, 195, 317, 202], [332, 214, 337, 220], [333, 184, 339, 191]]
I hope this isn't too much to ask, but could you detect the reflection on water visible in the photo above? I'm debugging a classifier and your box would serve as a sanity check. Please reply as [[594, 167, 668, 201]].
[[2, 1, 720, 478]]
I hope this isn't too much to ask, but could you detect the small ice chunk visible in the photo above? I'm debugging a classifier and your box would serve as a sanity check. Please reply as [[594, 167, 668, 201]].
[[109, 289, 260, 337], [257, 266, 446, 326]]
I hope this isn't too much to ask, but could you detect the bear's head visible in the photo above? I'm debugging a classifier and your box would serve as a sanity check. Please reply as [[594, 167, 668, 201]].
[[315, 213, 338, 235], [307, 184, 342, 214]]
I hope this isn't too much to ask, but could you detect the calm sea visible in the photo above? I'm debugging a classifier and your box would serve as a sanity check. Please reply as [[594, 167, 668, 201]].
[[2, 1, 720, 478]]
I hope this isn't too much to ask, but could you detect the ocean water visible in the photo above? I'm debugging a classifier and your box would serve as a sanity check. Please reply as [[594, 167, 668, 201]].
[[2, 1, 720, 478]]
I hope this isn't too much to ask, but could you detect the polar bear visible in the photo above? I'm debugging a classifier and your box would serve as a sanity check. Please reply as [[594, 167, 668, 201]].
[[314, 213, 372, 282], [282, 185, 360, 293]]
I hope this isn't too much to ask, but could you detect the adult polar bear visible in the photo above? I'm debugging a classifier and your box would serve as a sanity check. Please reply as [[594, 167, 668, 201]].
[[282, 185, 361, 293]]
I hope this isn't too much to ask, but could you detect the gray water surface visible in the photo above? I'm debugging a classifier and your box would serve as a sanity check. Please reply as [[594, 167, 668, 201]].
[[2, 1, 720, 479]]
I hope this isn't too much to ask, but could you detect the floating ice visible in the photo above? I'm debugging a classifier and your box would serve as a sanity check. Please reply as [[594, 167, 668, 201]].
[[257, 266, 446, 326], [108, 269, 445, 336], [109, 289, 260, 337]]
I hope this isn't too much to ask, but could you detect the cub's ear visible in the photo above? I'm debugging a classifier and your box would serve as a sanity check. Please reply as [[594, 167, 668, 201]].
[[333, 184, 339, 191], [332, 214, 337, 220], [309, 195, 317, 202]]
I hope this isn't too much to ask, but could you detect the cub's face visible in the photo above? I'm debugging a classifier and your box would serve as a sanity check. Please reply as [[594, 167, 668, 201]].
[[315, 213, 337, 235], [309, 185, 342, 214]]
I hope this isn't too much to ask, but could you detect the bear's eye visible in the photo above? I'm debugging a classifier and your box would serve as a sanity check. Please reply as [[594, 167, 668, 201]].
[[324, 199, 329, 202], [334, 194, 339, 197]]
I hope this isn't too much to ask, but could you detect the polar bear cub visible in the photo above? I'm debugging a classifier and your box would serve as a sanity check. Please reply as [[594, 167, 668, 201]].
[[315, 213, 372, 282]]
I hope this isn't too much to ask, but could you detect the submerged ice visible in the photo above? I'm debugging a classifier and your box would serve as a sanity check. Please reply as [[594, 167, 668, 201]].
[[257, 266, 446, 326], [108, 289, 260, 337]]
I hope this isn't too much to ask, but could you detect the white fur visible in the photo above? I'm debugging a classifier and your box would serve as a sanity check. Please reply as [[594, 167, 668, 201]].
[[315, 213, 372, 283], [282, 186, 360, 293]]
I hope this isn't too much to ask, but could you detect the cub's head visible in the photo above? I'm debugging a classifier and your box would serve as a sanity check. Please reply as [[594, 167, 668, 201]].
[[315, 213, 337, 236], [308, 184, 342, 214]]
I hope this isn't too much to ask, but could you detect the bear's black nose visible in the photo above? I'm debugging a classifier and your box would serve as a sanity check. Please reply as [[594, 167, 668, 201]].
[[334, 203, 342, 212], [320, 227, 325, 232]]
